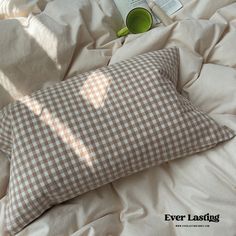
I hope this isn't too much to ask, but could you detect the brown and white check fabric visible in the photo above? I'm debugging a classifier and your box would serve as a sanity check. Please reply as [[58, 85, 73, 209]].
[[0, 47, 234, 235]]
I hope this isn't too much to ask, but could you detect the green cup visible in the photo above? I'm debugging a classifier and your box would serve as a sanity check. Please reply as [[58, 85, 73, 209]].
[[117, 7, 153, 37]]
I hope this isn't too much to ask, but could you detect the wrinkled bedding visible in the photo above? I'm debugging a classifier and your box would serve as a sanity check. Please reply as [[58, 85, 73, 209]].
[[0, 0, 236, 235]]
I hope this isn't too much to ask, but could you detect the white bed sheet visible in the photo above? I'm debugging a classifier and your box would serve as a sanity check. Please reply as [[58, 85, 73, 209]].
[[0, 0, 236, 235]]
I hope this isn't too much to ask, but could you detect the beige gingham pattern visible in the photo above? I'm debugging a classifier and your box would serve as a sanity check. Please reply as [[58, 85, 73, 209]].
[[0, 48, 234, 235]]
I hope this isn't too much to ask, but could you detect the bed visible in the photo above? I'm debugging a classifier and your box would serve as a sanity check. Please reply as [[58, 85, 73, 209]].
[[0, 0, 236, 235]]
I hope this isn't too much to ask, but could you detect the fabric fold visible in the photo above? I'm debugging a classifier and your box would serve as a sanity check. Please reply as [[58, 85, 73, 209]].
[[0, 106, 12, 158]]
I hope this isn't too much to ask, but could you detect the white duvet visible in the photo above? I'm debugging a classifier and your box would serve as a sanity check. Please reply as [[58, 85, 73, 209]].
[[0, 0, 236, 235]]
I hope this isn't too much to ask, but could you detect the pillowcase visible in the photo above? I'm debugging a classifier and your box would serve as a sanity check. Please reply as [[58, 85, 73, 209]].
[[0, 47, 234, 235]]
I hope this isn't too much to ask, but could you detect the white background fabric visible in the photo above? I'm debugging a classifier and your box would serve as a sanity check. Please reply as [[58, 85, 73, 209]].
[[0, 0, 236, 235]]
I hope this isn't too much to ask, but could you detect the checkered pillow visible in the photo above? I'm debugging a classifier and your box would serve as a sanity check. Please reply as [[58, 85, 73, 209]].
[[0, 48, 234, 235]]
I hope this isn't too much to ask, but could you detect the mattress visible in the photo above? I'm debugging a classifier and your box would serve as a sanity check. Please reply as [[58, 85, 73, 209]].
[[0, 0, 236, 235]]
